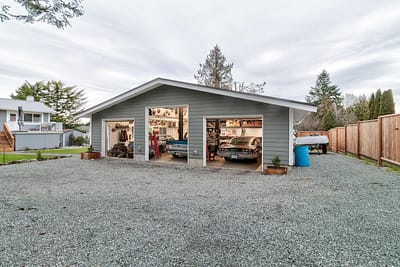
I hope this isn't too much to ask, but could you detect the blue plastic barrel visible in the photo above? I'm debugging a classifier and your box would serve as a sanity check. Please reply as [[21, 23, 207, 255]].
[[295, 145, 310, 167]]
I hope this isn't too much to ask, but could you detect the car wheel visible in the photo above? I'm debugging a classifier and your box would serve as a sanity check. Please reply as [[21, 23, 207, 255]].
[[224, 157, 231, 161], [172, 154, 179, 158], [322, 144, 327, 154]]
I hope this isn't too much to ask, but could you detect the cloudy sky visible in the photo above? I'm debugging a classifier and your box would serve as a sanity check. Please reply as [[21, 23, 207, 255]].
[[1, 0, 400, 112]]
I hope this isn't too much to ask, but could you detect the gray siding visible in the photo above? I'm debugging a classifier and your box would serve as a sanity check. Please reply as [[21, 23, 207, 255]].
[[92, 85, 290, 165], [0, 110, 6, 131], [63, 130, 85, 146], [14, 132, 62, 150]]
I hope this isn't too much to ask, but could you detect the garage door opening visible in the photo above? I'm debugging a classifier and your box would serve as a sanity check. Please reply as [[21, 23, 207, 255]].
[[105, 120, 134, 159], [147, 106, 188, 164], [205, 117, 262, 171]]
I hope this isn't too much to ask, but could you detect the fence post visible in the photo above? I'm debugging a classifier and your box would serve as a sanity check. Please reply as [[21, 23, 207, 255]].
[[336, 127, 339, 153], [377, 116, 383, 167], [357, 122, 360, 159], [344, 126, 347, 155]]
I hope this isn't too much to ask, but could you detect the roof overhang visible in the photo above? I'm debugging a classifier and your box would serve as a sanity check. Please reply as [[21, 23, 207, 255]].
[[75, 78, 316, 118]]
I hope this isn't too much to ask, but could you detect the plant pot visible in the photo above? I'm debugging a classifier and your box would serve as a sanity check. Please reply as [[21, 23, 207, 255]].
[[81, 152, 101, 160], [264, 166, 288, 175]]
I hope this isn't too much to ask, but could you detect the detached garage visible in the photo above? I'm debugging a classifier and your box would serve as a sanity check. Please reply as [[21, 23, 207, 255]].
[[75, 78, 316, 172]]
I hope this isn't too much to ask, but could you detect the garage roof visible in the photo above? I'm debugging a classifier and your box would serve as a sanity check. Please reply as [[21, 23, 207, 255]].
[[75, 78, 316, 118]]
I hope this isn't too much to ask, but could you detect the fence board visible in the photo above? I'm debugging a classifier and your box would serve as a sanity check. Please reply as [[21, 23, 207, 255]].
[[358, 120, 378, 160], [381, 115, 400, 164], [337, 127, 346, 153], [328, 129, 337, 151], [346, 124, 358, 155]]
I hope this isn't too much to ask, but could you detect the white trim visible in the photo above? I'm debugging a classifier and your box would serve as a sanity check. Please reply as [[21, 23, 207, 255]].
[[145, 107, 149, 161], [202, 116, 207, 167], [186, 105, 190, 166], [261, 114, 264, 172], [202, 114, 264, 119], [75, 78, 316, 118], [101, 119, 105, 156], [89, 114, 92, 145], [289, 108, 294, 166]]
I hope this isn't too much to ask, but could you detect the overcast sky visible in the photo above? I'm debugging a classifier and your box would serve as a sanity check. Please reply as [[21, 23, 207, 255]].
[[1, 0, 399, 112]]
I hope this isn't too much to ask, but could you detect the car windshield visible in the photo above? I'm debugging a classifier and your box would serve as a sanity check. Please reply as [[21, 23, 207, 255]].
[[229, 137, 253, 145]]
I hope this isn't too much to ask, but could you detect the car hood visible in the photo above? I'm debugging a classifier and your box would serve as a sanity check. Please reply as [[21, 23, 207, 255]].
[[220, 144, 256, 150]]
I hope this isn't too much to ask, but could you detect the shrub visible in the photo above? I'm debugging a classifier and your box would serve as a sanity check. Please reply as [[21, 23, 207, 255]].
[[272, 156, 281, 168], [74, 136, 86, 146], [36, 150, 43, 161]]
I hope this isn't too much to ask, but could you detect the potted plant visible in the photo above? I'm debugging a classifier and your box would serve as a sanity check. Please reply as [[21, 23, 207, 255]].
[[81, 145, 101, 160], [264, 156, 288, 175]]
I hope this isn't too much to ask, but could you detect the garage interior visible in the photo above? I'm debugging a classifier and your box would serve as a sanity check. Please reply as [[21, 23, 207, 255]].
[[206, 118, 263, 171], [147, 106, 188, 163], [105, 120, 134, 159]]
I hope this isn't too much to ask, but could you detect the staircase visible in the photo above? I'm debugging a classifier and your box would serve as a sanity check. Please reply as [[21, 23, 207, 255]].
[[0, 123, 14, 152]]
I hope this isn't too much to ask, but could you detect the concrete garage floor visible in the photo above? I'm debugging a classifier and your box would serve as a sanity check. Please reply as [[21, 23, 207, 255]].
[[0, 153, 399, 266], [153, 153, 261, 172], [206, 156, 261, 171]]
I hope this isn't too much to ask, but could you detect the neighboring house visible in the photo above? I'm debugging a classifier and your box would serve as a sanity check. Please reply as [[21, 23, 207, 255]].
[[62, 129, 87, 146], [0, 97, 63, 151], [75, 78, 316, 172]]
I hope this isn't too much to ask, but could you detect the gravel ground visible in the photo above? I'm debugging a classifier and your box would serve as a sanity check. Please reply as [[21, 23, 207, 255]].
[[0, 153, 399, 266]]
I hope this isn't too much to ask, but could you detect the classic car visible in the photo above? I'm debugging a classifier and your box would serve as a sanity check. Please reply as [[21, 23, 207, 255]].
[[157, 135, 175, 152], [217, 136, 262, 162]]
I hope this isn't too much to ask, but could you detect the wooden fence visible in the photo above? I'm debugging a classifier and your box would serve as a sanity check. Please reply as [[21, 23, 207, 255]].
[[297, 113, 400, 166]]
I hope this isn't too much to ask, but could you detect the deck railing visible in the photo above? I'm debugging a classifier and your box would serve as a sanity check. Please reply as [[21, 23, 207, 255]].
[[2, 122, 15, 149]]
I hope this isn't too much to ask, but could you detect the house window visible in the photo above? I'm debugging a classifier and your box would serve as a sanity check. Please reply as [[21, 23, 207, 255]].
[[23, 113, 41, 123], [24, 114, 32, 122], [33, 114, 41, 123], [10, 113, 16, 121]]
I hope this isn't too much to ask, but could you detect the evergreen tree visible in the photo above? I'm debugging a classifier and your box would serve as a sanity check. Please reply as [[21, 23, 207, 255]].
[[351, 95, 370, 121], [316, 95, 337, 130], [10, 81, 44, 101], [11, 80, 86, 128], [381, 89, 395, 115], [306, 69, 343, 107], [368, 92, 375, 120], [0, 0, 83, 29], [373, 89, 382, 119], [194, 45, 234, 89], [320, 109, 337, 130]]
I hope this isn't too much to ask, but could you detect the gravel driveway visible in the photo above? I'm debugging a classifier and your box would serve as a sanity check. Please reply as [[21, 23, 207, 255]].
[[0, 153, 399, 266]]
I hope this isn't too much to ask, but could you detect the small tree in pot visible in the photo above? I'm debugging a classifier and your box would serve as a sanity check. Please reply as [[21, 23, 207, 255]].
[[264, 156, 288, 175], [81, 145, 101, 160]]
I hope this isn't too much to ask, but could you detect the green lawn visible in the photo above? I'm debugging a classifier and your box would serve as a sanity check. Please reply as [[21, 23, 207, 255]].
[[0, 154, 56, 164], [27, 147, 89, 154]]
